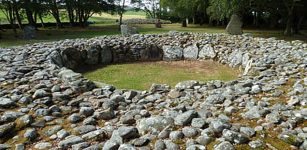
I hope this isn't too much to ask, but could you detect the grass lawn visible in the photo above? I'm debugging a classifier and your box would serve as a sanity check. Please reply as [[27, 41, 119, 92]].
[[83, 60, 240, 90], [1, 23, 306, 47]]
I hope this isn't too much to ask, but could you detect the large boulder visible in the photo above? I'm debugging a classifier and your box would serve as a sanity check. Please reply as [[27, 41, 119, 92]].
[[23, 25, 36, 39], [61, 47, 84, 69], [140, 45, 163, 61], [58, 69, 82, 83], [199, 44, 216, 59], [137, 116, 174, 134], [49, 50, 63, 67], [85, 45, 101, 65], [163, 46, 183, 61], [183, 44, 199, 60], [226, 14, 243, 35], [121, 25, 138, 36], [228, 50, 243, 67], [101, 45, 112, 64]]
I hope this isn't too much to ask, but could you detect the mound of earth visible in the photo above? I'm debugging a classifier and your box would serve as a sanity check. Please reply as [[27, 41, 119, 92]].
[[0, 32, 306, 149]]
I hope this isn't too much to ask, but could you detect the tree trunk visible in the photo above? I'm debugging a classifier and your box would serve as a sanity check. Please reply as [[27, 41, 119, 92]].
[[295, 16, 304, 34], [24, 0, 36, 27], [51, 0, 62, 28], [119, 0, 126, 30], [13, 0, 22, 29], [284, 12, 293, 36], [39, 13, 44, 28], [283, 0, 295, 36], [182, 19, 187, 27]]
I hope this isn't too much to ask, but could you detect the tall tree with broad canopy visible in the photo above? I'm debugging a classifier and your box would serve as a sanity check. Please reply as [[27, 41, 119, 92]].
[[160, 0, 207, 27]]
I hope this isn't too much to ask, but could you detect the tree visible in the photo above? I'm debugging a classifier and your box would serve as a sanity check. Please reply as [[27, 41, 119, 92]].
[[282, 0, 305, 35], [64, 0, 115, 27], [43, 0, 62, 28], [0, 0, 17, 36], [132, 0, 161, 19], [161, 0, 205, 27]]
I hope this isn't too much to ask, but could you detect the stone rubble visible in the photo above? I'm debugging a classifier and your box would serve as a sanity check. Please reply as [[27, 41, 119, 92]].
[[0, 32, 306, 149]]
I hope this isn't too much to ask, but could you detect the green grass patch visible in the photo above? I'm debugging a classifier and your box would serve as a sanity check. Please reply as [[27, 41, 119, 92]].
[[83, 60, 240, 90]]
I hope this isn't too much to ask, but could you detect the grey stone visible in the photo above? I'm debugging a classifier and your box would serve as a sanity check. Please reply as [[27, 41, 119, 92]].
[[68, 113, 82, 123], [186, 144, 206, 150], [196, 135, 213, 145], [82, 129, 105, 140], [248, 140, 264, 148], [164, 140, 180, 150], [80, 107, 94, 117], [174, 110, 198, 126], [137, 116, 174, 134], [101, 45, 112, 64], [169, 131, 184, 140], [0, 98, 15, 108], [133, 137, 150, 146], [85, 45, 101, 65], [222, 129, 249, 144], [44, 125, 62, 136], [121, 25, 138, 36], [34, 142, 52, 150], [199, 44, 216, 59], [0, 144, 11, 150], [15, 144, 25, 150], [183, 44, 199, 60], [73, 125, 96, 135], [206, 94, 225, 104], [117, 126, 139, 140], [72, 142, 90, 150], [58, 135, 84, 148], [214, 141, 235, 150], [154, 140, 165, 150], [175, 80, 199, 90], [57, 129, 69, 139], [118, 144, 136, 150], [265, 112, 281, 124], [226, 14, 243, 35], [240, 127, 255, 137], [23, 25, 36, 39], [35, 108, 50, 116], [209, 119, 231, 133], [278, 132, 303, 146], [103, 140, 120, 150], [0, 123, 15, 137], [24, 128, 37, 140], [162, 46, 183, 61], [149, 84, 170, 92], [182, 127, 198, 138], [32, 89, 47, 99], [191, 118, 206, 128], [93, 108, 115, 120]]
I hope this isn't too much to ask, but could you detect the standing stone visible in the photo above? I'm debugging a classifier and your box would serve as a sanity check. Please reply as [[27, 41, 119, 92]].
[[121, 25, 138, 36], [155, 19, 162, 28], [23, 25, 36, 39], [162, 46, 183, 61], [85, 45, 101, 65], [226, 14, 243, 35], [183, 44, 199, 60], [101, 45, 112, 64], [198, 44, 216, 59]]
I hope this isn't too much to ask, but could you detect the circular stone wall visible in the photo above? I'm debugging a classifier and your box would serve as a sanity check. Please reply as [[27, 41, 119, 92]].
[[0, 32, 306, 149]]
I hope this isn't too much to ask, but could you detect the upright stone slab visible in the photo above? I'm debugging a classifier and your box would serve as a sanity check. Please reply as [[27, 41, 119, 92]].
[[23, 26, 36, 39], [162, 45, 183, 61], [121, 25, 138, 36], [226, 14, 243, 35], [183, 44, 199, 60]]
